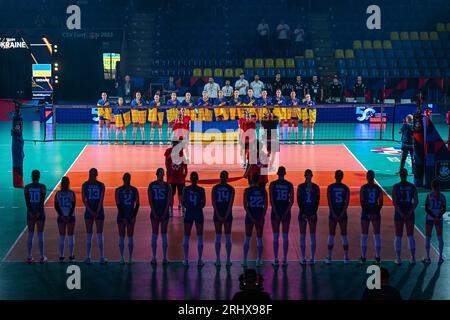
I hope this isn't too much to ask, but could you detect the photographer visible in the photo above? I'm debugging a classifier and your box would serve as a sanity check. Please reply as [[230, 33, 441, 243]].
[[232, 269, 271, 301], [398, 114, 414, 174]]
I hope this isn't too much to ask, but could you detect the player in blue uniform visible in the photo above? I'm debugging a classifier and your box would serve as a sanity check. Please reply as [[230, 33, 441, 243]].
[[115, 173, 140, 264], [359, 170, 383, 264], [211, 171, 235, 267], [82, 168, 107, 264], [297, 169, 320, 265], [54, 176, 76, 262], [326, 170, 350, 264], [269, 166, 294, 267], [24, 170, 47, 263], [423, 179, 447, 264], [181, 172, 206, 267], [148, 168, 173, 265], [392, 168, 418, 265], [243, 173, 268, 267]]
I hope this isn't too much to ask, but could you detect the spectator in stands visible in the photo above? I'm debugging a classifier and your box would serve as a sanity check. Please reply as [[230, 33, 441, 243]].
[[329, 77, 343, 102], [232, 269, 271, 301], [250, 75, 265, 99], [293, 75, 308, 101], [204, 77, 220, 100], [235, 73, 249, 100], [353, 76, 366, 101], [163, 76, 178, 101], [257, 19, 270, 55], [116, 74, 135, 104], [276, 20, 290, 57], [362, 267, 402, 300], [308, 75, 323, 103], [222, 80, 234, 101], [293, 24, 305, 55], [271, 73, 284, 96]]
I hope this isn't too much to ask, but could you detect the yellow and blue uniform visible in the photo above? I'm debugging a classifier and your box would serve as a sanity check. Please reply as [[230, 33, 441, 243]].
[[242, 96, 257, 119], [114, 104, 131, 128], [197, 98, 213, 121], [272, 96, 286, 120], [131, 99, 147, 125], [148, 100, 165, 126], [228, 97, 242, 120], [287, 98, 301, 120], [166, 99, 180, 124], [97, 99, 112, 121], [214, 97, 229, 120], [302, 100, 317, 123], [181, 99, 196, 121]]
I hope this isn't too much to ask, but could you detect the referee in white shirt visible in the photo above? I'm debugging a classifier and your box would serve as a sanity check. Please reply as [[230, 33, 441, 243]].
[[204, 77, 220, 100], [235, 73, 249, 100], [250, 75, 264, 99]]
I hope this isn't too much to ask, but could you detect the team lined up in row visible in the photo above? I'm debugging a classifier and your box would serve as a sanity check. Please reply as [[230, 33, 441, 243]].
[[24, 166, 446, 267], [96, 89, 318, 144]]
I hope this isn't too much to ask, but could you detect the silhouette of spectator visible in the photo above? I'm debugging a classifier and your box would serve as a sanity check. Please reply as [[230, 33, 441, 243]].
[[362, 267, 402, 300], [232, 269, 271, 301]]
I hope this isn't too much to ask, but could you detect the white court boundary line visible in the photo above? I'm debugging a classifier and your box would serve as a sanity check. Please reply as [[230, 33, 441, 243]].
[[1, 145, 88, 262], [342, 144, 439, 255]]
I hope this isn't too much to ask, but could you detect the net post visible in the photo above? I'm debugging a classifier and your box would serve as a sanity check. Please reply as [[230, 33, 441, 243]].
[[52, 104, 56, 141], [391, 102, 396, 141], [380, 102, 384, 140], [42, 104, 47, 142]]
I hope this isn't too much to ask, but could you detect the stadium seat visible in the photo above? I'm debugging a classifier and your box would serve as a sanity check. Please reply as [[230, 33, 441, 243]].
[[356, 59, 366, 68], [398, 59, 407, 68], [430, 69, 441, 77], [429, 59, 438, 68], [405, 50, 414, 59], [203, 68, 213, 77], [355, 49, 364, 59], [425, 49, 435, 58], [306, 69, 316, 77], [400, 69, 410, 77], [285, 58, 295, 68], [369, 69, 379, 77], [392, 40, 402, 50], [245, 69, 255, 78], [265, 59, 274, 68], [365, 50, 375, 59], [407, 59, 418, 68], [415, 49, 425, 58], [214, 68, 223, 77], [436, 23, 446, 32], [254, 59, 264, 68], [275, 58, 285, 68], [373, 40, 382, 49], [346, 59, 356, 68], [295, 58, 305, 68], [430, 32, 439, 40], [387, 60, 396, 68], [378, 59, 387, 68], [336, 59, 346, 68], [306, 59, 316, 68], [335, 49, 345, 59], [400, 32, 409, 40], [286, 68, 296, 77], [361, 69, 369, 78], [410, 32, 419, 41], [383, 40, 392, 49], [368, 59, 377, 68], [363, 40, 372, 49], [419, 32, 429, 40], [439, 59, 449, 68], [244, 59, 254, 68], [344, 49, 354, 59], [390, 32, 400, 40], [402, 41, 412, 49], [338, 69, 348, 77], [305, 49, 315, 59], [447, 23, 450, 32], [384, 50, 394, 59], [349, 69, 358, 78], [278, 69, 286, 77], [411, 40, 422, 49], [374, 50, 384, 59], [266, 69, 275, 77], [234, 68, 244, 77], [224, 68, 234, 78], [353, 40, 362, 49], [193, 68, 202, 77], [391, 69, 400, 77], [418, 59, 428, 69], [256, 69, 266, 77]]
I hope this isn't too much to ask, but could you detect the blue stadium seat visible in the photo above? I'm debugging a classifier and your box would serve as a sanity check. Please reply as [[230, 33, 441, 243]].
[[415, 49, 425, 58], [306, 69, 316, 77], [365, 50, 375, 59], [336, 59, 346, 68], [422, 41, 432, 49], [368, 59, 377, 68], [392, 41, 402, 50], [374, 50, 384, 59], [430, 69, 441, 77], [435, 49, 445, 59], [266, 69, 275, 77], [394, 50, 405, 59], [421, 69, 431, 77], [407, 59, 418, 68], [405, 50, 414, 59], [412, 69, 421, 77], [411, 41, 422, 49], [418, 59, 428, 68], [346, 59, 356, 68], [338, 69, 348, 77], [378, 59, 387, 68], [384, 50, 394, 59], [245, 69, 255, 78], [424, 49, 434, 58], [428, 59, 438, 68], [355, 50, 364, 59], [398, 59, 407, 68], [286, 69, 296, 77], [278, 69, 286, 77], [349, 69, 358, 78], [296, 68, 305, 76], [402, 41, 412, 49], [391, 69, 400, 77], [306, 59, 316, 68], [438, 59, 449, 68], [295, 58, 306, 68], [400, 69, 410, 77], [255, 68, 265, 77], [357, 59, 366, 68], [431, 41, 442, 49], [361, 68, 369, 78], [369, 69, 379, 77]]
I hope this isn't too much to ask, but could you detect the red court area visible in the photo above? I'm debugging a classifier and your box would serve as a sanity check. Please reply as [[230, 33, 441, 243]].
[[6, 144, 430, 262]]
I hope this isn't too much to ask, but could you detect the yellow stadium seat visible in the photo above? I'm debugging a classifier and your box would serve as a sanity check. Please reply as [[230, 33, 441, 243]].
[[447, 23, 450, 32], [430, 31, 439, 40], [275, 58, 285, 68], [383, 40, 392, 49], [363, 40, 372, 49], [203, 68, 213, 77], [244, 58, 254, 68], [436, 23, 446, 32], [254, 58, 264, 68], [214, 68, 223, 77], [344, 49, 354, 59], [285, 58, 295, 68], [304, 49, 314, 59], [400, 32, 409, 40], [353, 40, 362, 49], [335, 49, 345, 59], [224, 68, 234, 77], [234, 68, 244, 77], [390, 32, 400, 40], [265, 59, 274, 68], [410, 32, 419, 40], [419, 31, 429, 40], [193, 68, 202, 77], [373, 40, 382, 49]]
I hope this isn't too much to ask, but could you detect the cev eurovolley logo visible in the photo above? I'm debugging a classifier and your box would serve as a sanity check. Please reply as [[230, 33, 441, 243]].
[[370, 147, 402, 155], [356, 107, 376, 121]]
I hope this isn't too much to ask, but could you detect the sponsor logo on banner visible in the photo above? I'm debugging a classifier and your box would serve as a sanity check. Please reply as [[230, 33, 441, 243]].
[[436, 160, 450, 182], [370, 147, 402, 155]]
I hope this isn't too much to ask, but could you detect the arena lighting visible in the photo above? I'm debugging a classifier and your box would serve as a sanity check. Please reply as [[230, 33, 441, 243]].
[[54, 63, 59, 67], [55, 75, 59, 79], [55, 79, 59, 84]]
